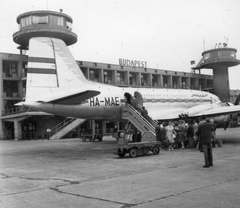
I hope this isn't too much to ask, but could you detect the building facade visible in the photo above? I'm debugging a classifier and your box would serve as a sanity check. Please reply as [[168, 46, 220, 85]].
[[0, 9, 238, 140], [0, 52, 214, 140]]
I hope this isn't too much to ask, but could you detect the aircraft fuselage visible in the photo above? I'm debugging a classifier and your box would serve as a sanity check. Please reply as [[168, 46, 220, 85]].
[[25, 86, 219, 121]]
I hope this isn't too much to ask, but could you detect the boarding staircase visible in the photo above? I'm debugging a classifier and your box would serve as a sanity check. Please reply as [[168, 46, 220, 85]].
[[121, 104, 158, 142], [49, 117, 86, 140]]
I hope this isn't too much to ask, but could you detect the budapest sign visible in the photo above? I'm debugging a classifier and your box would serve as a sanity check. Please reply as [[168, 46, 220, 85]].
[[119, 58, 147, 68]]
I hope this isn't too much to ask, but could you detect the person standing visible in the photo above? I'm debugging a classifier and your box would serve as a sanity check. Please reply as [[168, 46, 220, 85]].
[[160, 122, 167, 141], [196, 115, 213, 168], [186, 122, 195, 148], [155, 123, 161, 142], [193, 120, 198, 147], [178, 120, 186, 149], [166, 121, 175, 151]]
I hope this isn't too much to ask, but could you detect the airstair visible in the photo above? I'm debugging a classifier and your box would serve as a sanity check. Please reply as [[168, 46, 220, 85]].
[[49, 117, 86, 140], [121, 104, 158, 142]]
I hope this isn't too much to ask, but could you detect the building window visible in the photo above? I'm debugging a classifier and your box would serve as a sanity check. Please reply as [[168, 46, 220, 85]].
[[204, 53, 210, 60], [20, 16, 32, 28], [152, 74, 158, 87], [66, 21, 72, 30], [117, 72, 125, 85], [207, 79, 213, 88], [89, 69, 100, 82], [211, 51, 218, 58], [222, 50, 230, 57], [129, 73, 137, 85], [163, 75, 168, 88], [32, 15, 49, 24], [4, 100, 19, 110], [3, 61, 18, 78], [199, 79, 203, 89], [104, 71, 112, 84], [230, 51, 236, 58], [80, 67, 88, 78], [141, 74, 148, 86], [89, 70, 96, 81], [190, 78, 195, 89], [49, 15, 64, 26], [172, 77, 177, 88], [182, 77, 186, 89], [3, 81, 18, 97]]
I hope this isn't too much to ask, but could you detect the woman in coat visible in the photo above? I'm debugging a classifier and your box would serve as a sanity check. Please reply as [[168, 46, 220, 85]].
[[166, 121, 175, 151]]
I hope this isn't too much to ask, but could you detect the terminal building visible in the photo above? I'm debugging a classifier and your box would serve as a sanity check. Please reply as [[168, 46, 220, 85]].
[[0, 10, 239, 140]]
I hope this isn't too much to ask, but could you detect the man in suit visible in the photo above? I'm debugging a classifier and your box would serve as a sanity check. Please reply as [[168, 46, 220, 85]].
[[196, 115, 213, 168]]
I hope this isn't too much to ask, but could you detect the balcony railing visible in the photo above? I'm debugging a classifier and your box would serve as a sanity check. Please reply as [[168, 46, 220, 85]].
[[1, 106, 33, 116]]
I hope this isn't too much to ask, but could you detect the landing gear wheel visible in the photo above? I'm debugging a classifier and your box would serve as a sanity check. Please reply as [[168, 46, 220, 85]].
[[152, 145, 160, 155], [129, 148, 138, 158]]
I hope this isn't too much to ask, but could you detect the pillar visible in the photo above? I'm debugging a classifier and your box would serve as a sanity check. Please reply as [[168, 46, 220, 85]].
[[91, 120, 95, 138], [212, 66, 230, 102], [14, 119, 22, 140], [102, 121, 106, 135]]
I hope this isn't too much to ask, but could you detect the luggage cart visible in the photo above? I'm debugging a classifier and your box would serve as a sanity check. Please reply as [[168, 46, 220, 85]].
[[117, 130, 160, 158]]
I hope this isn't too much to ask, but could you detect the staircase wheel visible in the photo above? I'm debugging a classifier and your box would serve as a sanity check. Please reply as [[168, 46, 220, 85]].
[[129, 148, 138, 158], [152, 145, 160, 155], [118, 149, 126, 158]]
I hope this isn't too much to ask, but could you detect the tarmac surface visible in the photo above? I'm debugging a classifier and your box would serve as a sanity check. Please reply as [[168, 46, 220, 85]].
[[0, 127, 240, 208]]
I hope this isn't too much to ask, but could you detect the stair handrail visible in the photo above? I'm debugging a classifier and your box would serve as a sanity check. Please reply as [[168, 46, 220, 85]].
[[125, 104, 156, 133], [137, 104, 159, 127], [49, 117, 75, 137]]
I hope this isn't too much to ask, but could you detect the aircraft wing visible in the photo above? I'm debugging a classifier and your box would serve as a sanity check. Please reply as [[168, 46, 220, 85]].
[[185, 104, 240, 118], [148, 103, 240, 120]]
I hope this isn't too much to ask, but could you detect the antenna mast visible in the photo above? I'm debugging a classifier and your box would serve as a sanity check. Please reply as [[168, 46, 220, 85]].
[[203, 38, 205, 51]]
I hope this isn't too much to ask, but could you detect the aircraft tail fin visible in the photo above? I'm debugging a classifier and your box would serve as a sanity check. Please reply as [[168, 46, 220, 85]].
[[26, 37, 88, 102]]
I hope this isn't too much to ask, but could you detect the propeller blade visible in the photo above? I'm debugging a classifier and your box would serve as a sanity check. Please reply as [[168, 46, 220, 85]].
[[224, 120, 230, 130], [234, 94, 240, 105]]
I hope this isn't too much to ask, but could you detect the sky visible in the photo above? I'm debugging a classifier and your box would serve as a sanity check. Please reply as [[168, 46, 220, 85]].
[[1, 0, 240, 89]]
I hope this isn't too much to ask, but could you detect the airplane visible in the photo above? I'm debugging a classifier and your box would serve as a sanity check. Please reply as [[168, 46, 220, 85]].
[[18, 37, 240, 129]]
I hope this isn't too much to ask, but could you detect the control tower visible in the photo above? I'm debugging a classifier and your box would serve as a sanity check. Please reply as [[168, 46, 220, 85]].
[[13, 10, 77, 51], [192, 45, 240, 102]]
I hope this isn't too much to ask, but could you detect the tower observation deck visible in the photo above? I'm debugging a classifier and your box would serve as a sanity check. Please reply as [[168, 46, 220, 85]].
[[13, 10, 77, 50], [192, 46, 240, 102]]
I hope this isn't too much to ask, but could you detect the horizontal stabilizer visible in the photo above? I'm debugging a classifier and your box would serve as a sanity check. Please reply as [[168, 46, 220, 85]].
[[48, 90, 100, 105]]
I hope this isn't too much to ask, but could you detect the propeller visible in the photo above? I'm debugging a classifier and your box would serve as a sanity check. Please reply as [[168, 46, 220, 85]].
[[234, 93, 240, 105], [224, 115, 232, 130], [224, 94, 240, 130]]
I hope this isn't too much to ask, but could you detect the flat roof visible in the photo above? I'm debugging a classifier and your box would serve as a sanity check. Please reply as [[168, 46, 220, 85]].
[[16, 10, 73, 23]]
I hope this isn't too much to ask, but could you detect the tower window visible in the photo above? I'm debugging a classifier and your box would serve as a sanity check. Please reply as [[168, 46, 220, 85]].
[[32, 16, 49, 24]]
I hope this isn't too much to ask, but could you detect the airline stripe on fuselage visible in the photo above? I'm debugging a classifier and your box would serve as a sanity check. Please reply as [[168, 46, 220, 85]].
[[120, 99, 211, 103], [28, 68, 56, 74], [28, 57, 55, 64]]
